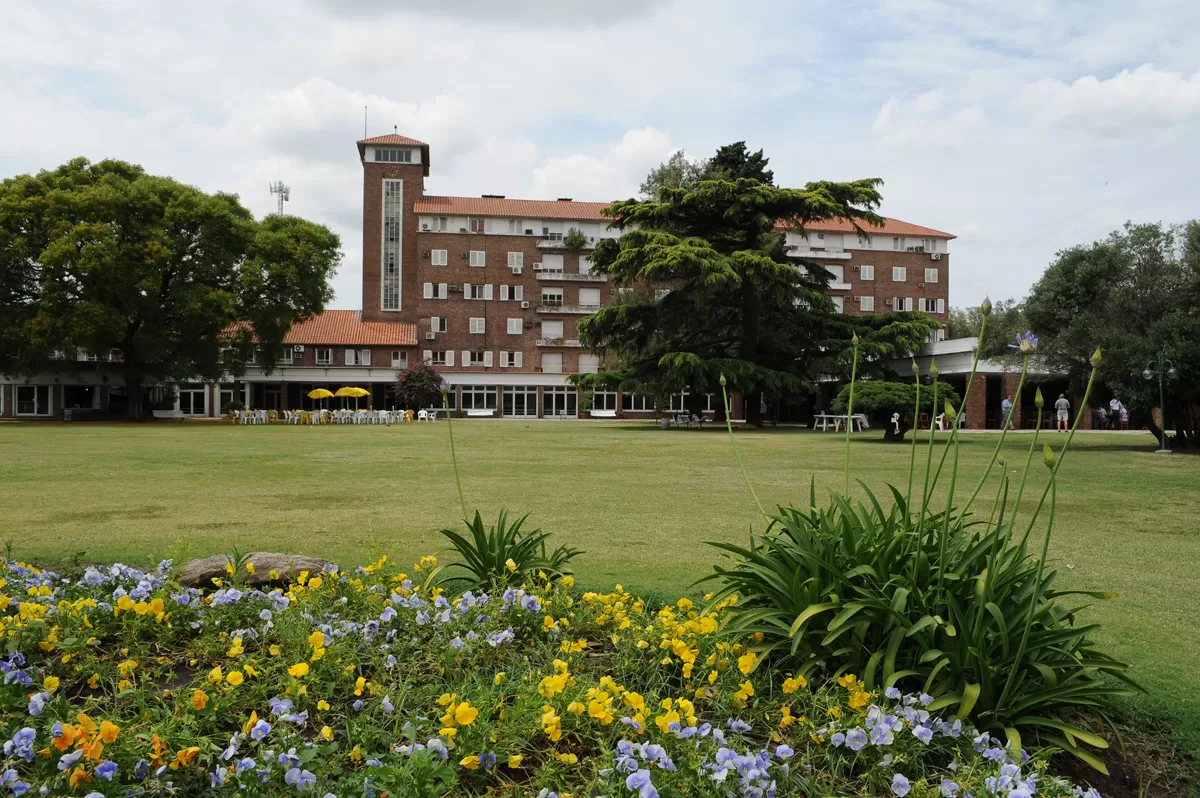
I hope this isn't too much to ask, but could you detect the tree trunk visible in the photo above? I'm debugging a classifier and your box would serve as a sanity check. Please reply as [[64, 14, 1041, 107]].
[[125, 371, 145, 421], [741, 272, 762, 427]]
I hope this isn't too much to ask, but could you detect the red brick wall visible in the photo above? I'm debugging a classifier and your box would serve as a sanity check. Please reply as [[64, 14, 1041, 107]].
[[361, 161, 425, 323], [964, 373, 987, 429], [831, 249, 950, 332], [1001, 373, 1022, 429]]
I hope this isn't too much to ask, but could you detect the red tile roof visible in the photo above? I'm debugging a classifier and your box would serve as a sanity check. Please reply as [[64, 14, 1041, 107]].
[[359, 133, 428, 147], [412, 194, 954, 238], [283, 311, 416, 346], [413, 195, 613, 222], [789, 216, 955, 240]]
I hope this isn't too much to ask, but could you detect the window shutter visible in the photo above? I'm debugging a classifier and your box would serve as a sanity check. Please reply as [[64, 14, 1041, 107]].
[[461, 350, 470, 367], [514, 285, 524, 301], [345, 348, 355, 365], [936, 298, 945, 314], [500, 284, 509, 301], [361, 349, 371, 366], [439, 283, 447, 297], [514, 351, 523, 368], [423, 350, 432, 364], [423, 282, 432, 299], [445, 351, 454, 367], [484, 284, 494, 300], [484, 351, 493, 367], [463, 282, 470, 296], [499, 350, 508, 368]]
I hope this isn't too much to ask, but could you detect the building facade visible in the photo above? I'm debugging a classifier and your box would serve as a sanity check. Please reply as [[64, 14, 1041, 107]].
[[0, 133, 955, 420]]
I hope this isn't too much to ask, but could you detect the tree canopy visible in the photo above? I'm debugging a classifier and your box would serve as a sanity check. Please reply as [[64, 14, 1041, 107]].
[[948, 298, 1024, 359], [706, 142, 774, 185], [831, 379, 962, 416], [638, 151, 709, 198], [1022, 220, 1200, 440], [0, 158, 340, 418], [575, 152, 938, 425], [394, 362, 444, 410]]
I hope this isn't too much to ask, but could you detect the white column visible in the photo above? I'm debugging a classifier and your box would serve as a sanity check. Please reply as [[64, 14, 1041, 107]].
[[244, 382, 252, 408]]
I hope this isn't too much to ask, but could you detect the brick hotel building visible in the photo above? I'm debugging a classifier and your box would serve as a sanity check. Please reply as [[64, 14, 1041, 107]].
[[0, 135, 954, 419]]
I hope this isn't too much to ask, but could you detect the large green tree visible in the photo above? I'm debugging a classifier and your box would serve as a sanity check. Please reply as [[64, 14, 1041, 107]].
[[1024, 221, 1200, 443], [638, 150, 709, 198], [575, 166, 938, 425], [0, 158, 340, 419]]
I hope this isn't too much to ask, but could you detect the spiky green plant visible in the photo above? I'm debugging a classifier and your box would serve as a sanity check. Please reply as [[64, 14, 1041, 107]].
[[437, 510, 582, 591]]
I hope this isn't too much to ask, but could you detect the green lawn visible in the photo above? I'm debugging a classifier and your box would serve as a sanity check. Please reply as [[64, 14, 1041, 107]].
[[2, 420, 1198, 755]]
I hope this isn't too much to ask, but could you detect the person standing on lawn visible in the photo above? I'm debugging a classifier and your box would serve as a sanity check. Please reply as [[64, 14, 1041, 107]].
[[1055, 393, 1070, 432], [1109, 396, 1121, 429], [1001, 394, 1014, 428]]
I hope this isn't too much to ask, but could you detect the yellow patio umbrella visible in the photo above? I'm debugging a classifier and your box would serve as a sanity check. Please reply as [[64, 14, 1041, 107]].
[[336, 386, 371, 410], [307, 388, 334, 412]]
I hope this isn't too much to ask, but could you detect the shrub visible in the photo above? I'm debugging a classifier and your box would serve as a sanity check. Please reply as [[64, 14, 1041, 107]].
[[563, 227, 589, 250], [831, 379, 961, 417], [395, 362, 443, 409], [438, 509, 582, 591]]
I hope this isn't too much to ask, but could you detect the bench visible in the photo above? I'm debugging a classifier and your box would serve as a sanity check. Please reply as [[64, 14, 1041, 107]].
[[465, 409, 495, 418], [589, 409, 617, 418]]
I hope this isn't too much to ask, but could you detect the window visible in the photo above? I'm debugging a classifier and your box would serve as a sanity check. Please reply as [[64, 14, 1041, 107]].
[[507, 318, 523, 335], [859, 295, 875, 312], [345, 348, 372, 366], [436, 217, 448, 232], [541, 353, 563, 374], [860, 264, 875, 281], [544, 385, 577, 417], [503, 384, 537, 416], [465, 283, 492, 300], [460, 385, 498, 410], [315, 347, 333, 366], [893, 237, 902, 250], [279, 348, 294, 365], [463, 350, 490, 367], [625, 394, 654, 412], [382, 180, 403, 311], [374, 148, 412, 163], [579, 256, 593, 275], [926, 328, 947, 344], [500, 351, 523, 368], [924, 267, 939, 283], [424, 282, 448, 299], [894, 297, 914, 311], [469, 250, 486, 267], [425, 350, 450, 366], [512, 285, 524, 302], [578, 288, 601, 308], [863, 236, 873, 249], [507, 252, 524, 269], [16, 385, 51, 416], [178, 384, 206, 416], [892, 266, 907, 282], [430, 316, 447, 333], [592, 391, 618, 411], [578, 353, 600, 374], [469, 218, 484, 233], [920, 298, 946, 314], [540, 254, 563, 274], [469, 317, 485, 334], [392, 351, 408, 369], [541, 287, 564, 306], [831, 295, 844, 313], [507, 219, 521, 234], [541, 320, 564, 340], [431, 249, 448, 266]]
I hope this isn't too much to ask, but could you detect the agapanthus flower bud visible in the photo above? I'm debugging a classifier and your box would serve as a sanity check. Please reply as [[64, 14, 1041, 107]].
[[852, 332, 860, 346], [1091, 347, 1103, 368], [981, 297, 992, 316], [1043, 443, 1056, 469], [929, 359, 939, 380], [911, 359, 919, 374], [719, 373, 727, 388], [944, 399, 956, 419], [1034, 387, 1044, 409]]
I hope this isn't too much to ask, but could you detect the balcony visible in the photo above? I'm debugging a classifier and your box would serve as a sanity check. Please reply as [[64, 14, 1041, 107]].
[[537, 303, 599, 315], [534, 269, 608, 282], [536, 235, 597, 250], [786, 246, 852, 260], [535, 338, 582, 347], [828, 282, 852, 291]]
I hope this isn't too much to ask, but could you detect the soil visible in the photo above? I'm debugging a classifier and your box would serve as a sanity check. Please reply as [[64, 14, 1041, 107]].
[[1051, 722, 1196, 798]]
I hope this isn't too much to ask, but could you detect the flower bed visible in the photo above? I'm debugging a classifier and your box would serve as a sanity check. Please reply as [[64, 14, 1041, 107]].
[[0, 556, 1103, 797]]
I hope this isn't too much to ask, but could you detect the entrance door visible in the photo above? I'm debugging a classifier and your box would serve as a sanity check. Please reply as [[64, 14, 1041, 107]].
[[544, 387, 577, 418], [16, 385, 51, 416], [179, 384, 207, 416]]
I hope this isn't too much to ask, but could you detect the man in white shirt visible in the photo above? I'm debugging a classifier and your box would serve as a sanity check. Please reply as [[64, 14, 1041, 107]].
[[1055, 393, 1070, 432], [1109, 397, 1121, 430]]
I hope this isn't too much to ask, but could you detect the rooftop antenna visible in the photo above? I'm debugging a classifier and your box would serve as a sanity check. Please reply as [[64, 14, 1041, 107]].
[[269, 181, 290, 216], [364, 105, 368, 138]]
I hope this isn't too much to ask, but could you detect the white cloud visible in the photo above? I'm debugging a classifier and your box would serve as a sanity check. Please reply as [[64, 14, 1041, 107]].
[[532, 128, 674, 201], [1020, 65, 1200, 132], [871, 91, 984, 149]]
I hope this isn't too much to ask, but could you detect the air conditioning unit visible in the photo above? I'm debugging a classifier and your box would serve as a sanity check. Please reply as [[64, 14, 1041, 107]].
[[906, 246, 915, 251], [520, 300, 530, 309], [525, 229, 534, 235], [461, 252, 469, 259], [918, 282, 925, 288], [524, 322, 534, 329], [422, 250, 431, 258], [449, 285, 462, 293], [421, 224, 429, 231], [292, 344, 305, 352], [533, 262, 544, 270], [425, 331, 436, 340], [511, 266, 523, 274], [459, 227, 468, 233], [930, 252, 942, 261], [885, 297, 895, 305]]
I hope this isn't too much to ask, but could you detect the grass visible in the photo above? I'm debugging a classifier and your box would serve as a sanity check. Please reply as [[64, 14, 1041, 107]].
[[1, 420, 1198, 765]]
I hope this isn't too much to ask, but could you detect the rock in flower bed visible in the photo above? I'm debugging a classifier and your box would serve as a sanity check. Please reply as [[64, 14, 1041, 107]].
[[0, 556, 1103, 797]]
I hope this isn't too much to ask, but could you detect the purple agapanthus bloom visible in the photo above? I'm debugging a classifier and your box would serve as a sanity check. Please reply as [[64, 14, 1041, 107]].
[[1008, 331, 1039, 354]]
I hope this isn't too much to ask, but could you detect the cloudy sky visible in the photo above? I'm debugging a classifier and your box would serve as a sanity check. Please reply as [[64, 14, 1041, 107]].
[[3, 0, 1198, 310]]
